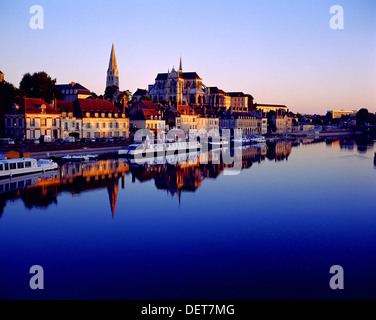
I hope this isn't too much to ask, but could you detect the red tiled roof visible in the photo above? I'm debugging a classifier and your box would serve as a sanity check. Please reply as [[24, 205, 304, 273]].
[[23, 98, 60, 115], [138, 100, 159, 110], [177, 105, 195, 116], [132, 108, 160, 121], [78, 99, 121, 114], [56, 101, 75, 113]]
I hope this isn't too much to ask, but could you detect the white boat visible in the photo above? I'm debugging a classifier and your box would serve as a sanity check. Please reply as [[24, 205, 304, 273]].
[[231, 137, 251, 145], [250, 136, 266, 144], [124, 151, 201, 166], [0, 158, 58, 178], [118, 141, 202, 158]]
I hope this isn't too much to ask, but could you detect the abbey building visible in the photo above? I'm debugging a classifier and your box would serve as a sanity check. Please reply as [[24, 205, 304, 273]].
[[148, 58, 206, 106]]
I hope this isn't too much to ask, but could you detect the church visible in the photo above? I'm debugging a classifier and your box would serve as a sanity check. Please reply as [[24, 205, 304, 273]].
[[148, 58, 207, 106]]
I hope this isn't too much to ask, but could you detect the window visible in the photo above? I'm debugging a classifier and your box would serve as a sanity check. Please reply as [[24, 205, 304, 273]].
[[25, 162, 32, 168], [96, 123, 99, 129], [110, 123, 113, 128], [0, 164, 3, 171], [17, 162, 24, 169], [76, 123, 79, 130], [87, 132, 91, 138], [65, 123, 68, 130], [102, 123, 106, 128], [41, 119, 46, 126], [72, 122, 75, 128], [10, 163, 16, 170], [5, 163, 9, 171], [7, 118, 11, 126], [86, 123, 90, 128], [18, 118, 23, 126]]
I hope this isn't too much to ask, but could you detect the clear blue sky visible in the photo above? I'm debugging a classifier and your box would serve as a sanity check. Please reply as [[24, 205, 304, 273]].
[[0, 0, 375, 114]]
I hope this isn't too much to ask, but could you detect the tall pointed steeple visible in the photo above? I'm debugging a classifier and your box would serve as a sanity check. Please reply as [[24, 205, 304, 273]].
[[179, 56, 183, 73], [106, 43, 119, 89], [109, 43, 117, 70]]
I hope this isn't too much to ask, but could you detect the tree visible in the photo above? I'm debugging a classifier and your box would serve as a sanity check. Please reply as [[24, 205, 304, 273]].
[[104, 85, 118, 100], [356, 108, 375, 126], [0, 81, 23, 112], [19, 72, 63, 103]]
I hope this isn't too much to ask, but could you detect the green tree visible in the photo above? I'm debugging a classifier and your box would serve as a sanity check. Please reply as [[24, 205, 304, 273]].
[[19, 72, 63, 103]]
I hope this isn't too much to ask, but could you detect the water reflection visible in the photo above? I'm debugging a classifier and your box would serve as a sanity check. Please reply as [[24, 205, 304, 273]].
[[0, 138, 374, 217]]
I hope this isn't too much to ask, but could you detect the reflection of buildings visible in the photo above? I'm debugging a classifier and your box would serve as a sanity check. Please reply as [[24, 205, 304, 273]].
[[0, 142, 295, 216], [0, 160, 129, 217], [266, 141, 292, 162]]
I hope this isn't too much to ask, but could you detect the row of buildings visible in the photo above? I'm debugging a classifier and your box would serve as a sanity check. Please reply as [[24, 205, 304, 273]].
[[2, 45, 296, 140], [4, 96, 294, 141], [3, 97, 280, 141]]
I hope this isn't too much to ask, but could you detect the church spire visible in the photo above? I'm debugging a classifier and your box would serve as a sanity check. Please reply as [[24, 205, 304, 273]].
[[106, 43, 119, 88], [179, 56, 183, 72], [109, 43, 117, 70]]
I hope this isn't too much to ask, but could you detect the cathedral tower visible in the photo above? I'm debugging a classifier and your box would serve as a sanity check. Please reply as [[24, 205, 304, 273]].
[[106, 44, 119, 88]]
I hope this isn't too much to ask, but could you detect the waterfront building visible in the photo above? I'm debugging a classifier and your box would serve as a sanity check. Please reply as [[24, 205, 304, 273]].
[[176, 105, 198, 132], [255, 104, 288, 114], [206, 87, 231, 110], [228, 92, 249, 113], [328, 110, 356, 119], [270, 109, 293, 134], [129, 108, 165, 141], [106, 44, 119, 88], [78, 99, 129, 139], [148, 58, 206, 106], [56, 101, 81, 140], [4, 98, 61, 140], [56, 82, 92, 102], [250, 110, 268, 135], [219, 112, 254, 136], [57, 99, 129, 140], [0, 71, 4, 83]]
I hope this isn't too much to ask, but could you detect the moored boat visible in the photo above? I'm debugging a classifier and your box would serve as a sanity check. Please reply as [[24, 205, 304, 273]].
[[0, 158, 58, 178], [250, 135, 266, 144], [118, 141, 202, 158]]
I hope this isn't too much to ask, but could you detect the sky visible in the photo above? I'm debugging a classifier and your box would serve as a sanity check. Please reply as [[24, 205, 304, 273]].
[[0, 0, 375, 114]]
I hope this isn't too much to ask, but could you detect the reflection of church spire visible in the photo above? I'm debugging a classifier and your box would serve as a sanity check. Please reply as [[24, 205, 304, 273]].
[[107, 179, 119, 219]]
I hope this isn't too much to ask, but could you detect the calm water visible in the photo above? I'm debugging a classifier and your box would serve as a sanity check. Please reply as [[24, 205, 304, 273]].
[[0, 137, 375, 300]]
